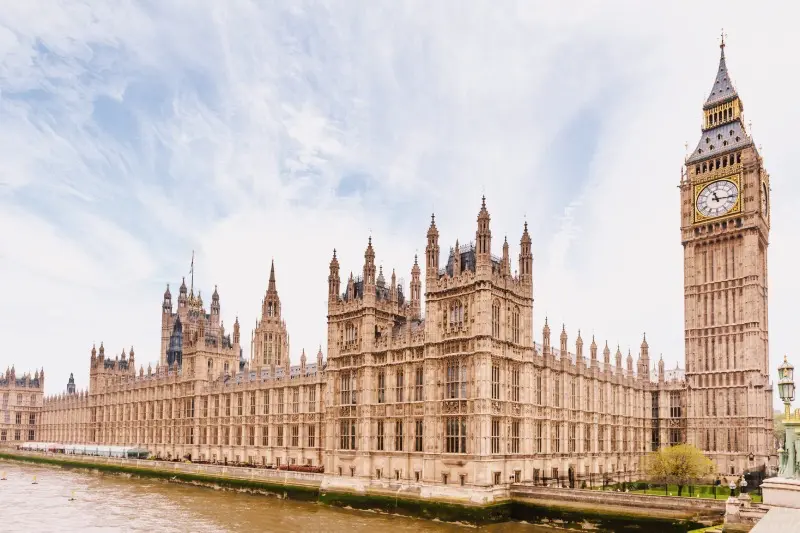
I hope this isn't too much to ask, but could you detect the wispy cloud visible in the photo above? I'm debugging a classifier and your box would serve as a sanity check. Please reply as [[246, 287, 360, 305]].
[[0, 1, 798, 409]]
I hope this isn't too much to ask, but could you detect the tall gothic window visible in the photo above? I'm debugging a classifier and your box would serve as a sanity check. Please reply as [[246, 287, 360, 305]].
[[377, 371, 386, 404], [308, 387, 316, 412], [395, 369, 404, 403], [571, 381, 577, 410], [345, 322, 358, 345], [340, 372, 356, 405], [376, 420, 385, 451], [446, 359, 467, 399], [534, 373, 542, 405], [511, 306, 520, 343], [511, 420, 520, 453], [551, 423, 560, 453], [492, 300, 500, 337], [491, 418, 500, 454], [511, 367, 520, 402], [395, 420, 404, 451], [449, 300, 465, 329], [583, 424, 590, 452], [491, 364, 500, 400], [553, 376, 561, 408], [445, 417, 467, 453], [535, 421, 543, 453], [569, 424, 576, 453], [669, 391, 681, 418], [340, 419, 356, 450], [414, 419, 423, 452], [414, 367, 423, 401]]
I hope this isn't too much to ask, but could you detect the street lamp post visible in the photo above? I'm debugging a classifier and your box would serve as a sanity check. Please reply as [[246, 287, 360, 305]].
[[778, 356, 797, 479], [778, 356, 795, 419]]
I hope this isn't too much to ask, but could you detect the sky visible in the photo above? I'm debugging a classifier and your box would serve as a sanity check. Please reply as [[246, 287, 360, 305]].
[[0, 1, 797, 407]]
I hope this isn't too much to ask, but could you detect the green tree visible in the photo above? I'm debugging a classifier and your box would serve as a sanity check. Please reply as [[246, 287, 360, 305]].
[[645, 444, 714, 496]]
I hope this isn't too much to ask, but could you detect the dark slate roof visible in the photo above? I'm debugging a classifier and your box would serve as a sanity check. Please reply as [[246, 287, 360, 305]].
[[686, 119, 752, 164], [704, 45, 738, 109]]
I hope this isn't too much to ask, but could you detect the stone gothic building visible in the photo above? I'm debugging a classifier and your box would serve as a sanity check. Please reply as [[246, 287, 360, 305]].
[[38, 40, 774, 488], [1, 367, 44, 444]]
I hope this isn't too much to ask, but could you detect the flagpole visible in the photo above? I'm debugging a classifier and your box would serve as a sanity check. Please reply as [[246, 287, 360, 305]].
[[190, 250, 195, 294]]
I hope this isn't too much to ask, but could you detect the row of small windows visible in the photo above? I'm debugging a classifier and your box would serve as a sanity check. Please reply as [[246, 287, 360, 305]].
[[89, 389, 317, 422], [706, 106, 733, 128], [339, 419, 650, 455], [695, 151, 741, 174]]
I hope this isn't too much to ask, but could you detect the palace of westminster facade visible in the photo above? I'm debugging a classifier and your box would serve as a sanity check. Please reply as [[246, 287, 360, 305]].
[[30, 41, 775, 487]]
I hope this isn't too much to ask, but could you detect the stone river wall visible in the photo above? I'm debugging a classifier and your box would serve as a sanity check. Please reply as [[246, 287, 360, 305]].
[[0, 449, 722, 531]]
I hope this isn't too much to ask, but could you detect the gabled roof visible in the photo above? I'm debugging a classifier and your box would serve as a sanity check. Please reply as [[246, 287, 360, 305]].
[[686, 119, 751, 164]]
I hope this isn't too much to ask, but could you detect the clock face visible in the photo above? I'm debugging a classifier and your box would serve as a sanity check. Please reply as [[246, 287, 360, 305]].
[[696, 179, 739, 219], [761, 182, 769, 217]]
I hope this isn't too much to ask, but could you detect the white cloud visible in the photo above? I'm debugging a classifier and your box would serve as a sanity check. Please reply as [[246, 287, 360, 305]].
[[0, 1, 797, 411]]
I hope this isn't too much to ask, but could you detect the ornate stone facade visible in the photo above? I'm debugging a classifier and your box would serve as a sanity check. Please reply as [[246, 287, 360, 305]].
[[0, 367, 43, 443], [37, 41, 772, 484], [681, 39, 773, 474]]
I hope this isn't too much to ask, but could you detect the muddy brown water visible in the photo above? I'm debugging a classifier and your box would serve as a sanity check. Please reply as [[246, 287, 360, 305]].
[[0, 461, 564, 532]]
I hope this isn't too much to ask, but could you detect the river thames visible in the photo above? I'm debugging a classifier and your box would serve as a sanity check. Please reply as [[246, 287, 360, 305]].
[[0, 462, 557, 533]]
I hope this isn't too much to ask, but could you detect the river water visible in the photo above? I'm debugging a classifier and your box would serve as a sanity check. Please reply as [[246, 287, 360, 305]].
[[0, 462, 555, 533]]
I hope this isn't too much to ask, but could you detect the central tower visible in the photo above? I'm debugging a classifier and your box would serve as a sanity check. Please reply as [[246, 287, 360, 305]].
[[680, 38, 773, 474]]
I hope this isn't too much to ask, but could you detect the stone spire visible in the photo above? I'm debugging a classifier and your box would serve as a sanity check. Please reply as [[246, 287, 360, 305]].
[[502, 236, 510, 276], [576, 330, 584, 360], [410, 255, 421, 319], [590, 335, 598, 362], [704, 35, 737, 109], [475, 196, 492, 274], [363, 237, 376, 287], [560, 324, 567, 353], [426, 213, 440, 280], [263, 260, 281, 319], [519, 221, 532, 285], [328, 249, 340, 300], [542, 317, 551, 355]]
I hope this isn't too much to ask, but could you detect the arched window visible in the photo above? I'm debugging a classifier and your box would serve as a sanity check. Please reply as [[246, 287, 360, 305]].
[[345, 323, 357, 344], [511, 306, 520, 343], [491, 300, 501, 337], [207, 359, 213, 372], [449, 300, 464, 329]]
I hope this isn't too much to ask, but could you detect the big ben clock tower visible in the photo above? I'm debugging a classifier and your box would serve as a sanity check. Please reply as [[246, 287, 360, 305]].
[[681, 36, 773, 475]]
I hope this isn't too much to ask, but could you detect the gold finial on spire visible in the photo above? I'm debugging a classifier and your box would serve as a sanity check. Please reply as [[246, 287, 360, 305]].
[[720, 28, 726, 49]]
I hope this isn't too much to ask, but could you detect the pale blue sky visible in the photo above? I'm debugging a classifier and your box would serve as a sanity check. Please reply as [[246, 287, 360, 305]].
[[0, 1, 798, 408]]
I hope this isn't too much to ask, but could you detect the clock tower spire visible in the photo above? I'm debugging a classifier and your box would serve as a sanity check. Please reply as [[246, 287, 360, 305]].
[[680, 36, 772, 475]]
